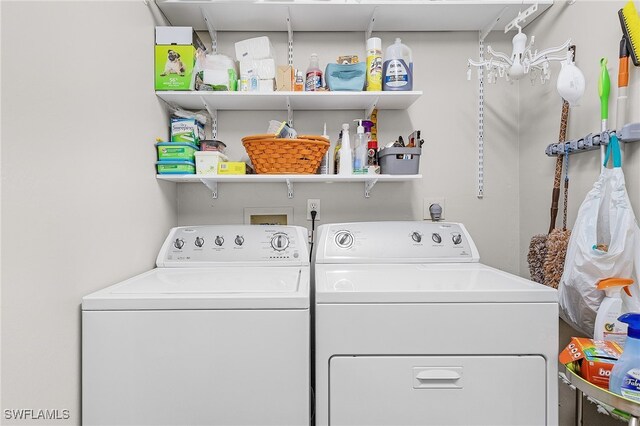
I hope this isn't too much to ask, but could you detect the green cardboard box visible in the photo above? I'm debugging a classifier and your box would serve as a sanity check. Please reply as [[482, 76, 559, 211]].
[[155, 44, 196, 91]]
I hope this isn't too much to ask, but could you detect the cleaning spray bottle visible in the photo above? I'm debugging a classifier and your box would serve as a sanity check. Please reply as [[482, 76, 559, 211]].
[[338, 123, 353, 175], [353, 119, 368, 174], [305, 53, 323, 91], [609, 313, 640, 402], [318, 123, 331, 174], [594, 278, 635, 346]]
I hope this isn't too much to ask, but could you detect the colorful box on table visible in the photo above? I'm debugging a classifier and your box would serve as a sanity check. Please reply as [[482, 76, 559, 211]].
[[559, 337, 622, 388]]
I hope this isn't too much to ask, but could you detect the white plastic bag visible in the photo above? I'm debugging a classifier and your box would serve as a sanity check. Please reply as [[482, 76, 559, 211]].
[[558, 135, 640, 336]]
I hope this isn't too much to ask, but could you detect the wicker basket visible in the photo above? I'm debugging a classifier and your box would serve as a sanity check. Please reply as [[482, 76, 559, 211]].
[[242, 134, 330, 174]]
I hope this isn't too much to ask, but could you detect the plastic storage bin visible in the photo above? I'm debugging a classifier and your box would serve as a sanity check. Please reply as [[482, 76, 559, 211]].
[[156, 160, 196, 174], [378, 147, 421, 175], [156, 142, 198, 161], [325, 63, 366, 91]]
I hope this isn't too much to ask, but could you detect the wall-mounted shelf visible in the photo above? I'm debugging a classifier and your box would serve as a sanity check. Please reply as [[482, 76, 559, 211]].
[[157, 174, 421, 199], [156, 91, 422, 111], [155, 1, 551, 33]]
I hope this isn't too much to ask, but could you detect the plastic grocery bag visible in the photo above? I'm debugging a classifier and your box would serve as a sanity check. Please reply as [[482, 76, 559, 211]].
[[558, 135, 640, 336]]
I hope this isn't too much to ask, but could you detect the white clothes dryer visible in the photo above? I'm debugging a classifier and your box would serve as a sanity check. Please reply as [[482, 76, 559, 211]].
[[314, 221, 558, 426], [83, 225, 310, 426]]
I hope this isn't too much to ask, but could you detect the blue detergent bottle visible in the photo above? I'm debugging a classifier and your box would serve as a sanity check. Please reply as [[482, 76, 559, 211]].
[[609, 312, 640, 401]]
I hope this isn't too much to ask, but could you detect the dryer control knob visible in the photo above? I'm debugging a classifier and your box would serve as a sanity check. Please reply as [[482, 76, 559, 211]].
[[235, 235, 244, 246], [271, 233, 289, 251], [215, 236, 224, 246], [431, 233, 442, 244], [411, 232, 422, 243], [174, 238, 185, 249], [194, 237, 205, 248], [452, 233, 462, 245], [335, 231, 354, 249]]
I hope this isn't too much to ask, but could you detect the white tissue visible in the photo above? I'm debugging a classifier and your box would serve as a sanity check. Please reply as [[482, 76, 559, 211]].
[[235, 36, 274, 61], [240, 58, 276, 79]]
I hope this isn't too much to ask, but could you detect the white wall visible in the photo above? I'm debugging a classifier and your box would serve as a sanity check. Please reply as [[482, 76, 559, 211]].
[[179, 29, 523, 274], [1, 2, 176, 424], [519, 2, 640, 424]]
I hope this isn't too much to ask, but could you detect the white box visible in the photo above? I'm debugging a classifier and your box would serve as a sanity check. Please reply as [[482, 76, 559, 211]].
[[155, 26, 199, 45], [239, 58, 276, 79], [235, 36, 273, 61], [195, 151, 229, 175], [259, 79, 275, 92]]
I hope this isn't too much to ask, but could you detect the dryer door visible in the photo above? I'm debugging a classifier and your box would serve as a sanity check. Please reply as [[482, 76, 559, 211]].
[[329, 355, 546, 426]]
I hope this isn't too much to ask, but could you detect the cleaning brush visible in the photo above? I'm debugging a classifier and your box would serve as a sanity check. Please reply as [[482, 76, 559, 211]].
[[619, 0, 640, 66]]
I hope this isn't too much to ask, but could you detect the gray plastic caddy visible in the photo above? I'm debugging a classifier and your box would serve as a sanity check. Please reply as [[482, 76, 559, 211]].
[[378, 147, 421, 175]]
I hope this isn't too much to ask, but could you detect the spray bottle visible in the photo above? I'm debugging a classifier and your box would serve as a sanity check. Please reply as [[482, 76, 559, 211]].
[[609, 313, 640, 401], [353, 119, 368, 174], [318, 123, 331, 174], [305, 53, 323, 91], [594, 278, 635, 347], [338, 123, 353, 175]]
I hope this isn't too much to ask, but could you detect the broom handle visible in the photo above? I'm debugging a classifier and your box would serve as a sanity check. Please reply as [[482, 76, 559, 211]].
[[549, 99, 570, 234]]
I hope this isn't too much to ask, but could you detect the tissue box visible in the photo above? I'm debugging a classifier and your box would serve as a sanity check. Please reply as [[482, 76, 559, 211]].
[[155, 26, 205, 91], [240, 58, 276, 79], [259, 79, 274, 92], [195, 151, 229, 175], [276, 66, 294, 91], [235, 36, 273, 61], [559, 337, 623, 388], [325, 62, 366, 91]]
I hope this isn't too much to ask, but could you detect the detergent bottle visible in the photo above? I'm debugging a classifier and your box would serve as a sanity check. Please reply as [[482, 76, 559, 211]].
[[595, 278, 635, 347], [609, 313, 640, 402], [382, 38, 413, 91]]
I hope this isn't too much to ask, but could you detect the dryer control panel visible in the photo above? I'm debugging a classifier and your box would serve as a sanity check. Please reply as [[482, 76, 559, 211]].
[[156, 225, 308, 267], [315, 222, 480, 264]]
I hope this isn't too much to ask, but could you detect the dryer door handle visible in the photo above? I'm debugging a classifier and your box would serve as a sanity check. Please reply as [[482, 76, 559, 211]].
[[416, 369, 460, 381], [413, 367, 463, 389]]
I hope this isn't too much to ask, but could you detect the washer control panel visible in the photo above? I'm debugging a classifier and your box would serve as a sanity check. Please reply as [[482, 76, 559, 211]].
[[157, 225, 308, 267], [315, 221, 480, 264]]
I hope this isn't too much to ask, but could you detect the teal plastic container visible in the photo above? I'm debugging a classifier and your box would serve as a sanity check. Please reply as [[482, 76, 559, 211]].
[[609, 313, 640, 402], [156, 160, 196, 174], [156, 142, 198, 161]]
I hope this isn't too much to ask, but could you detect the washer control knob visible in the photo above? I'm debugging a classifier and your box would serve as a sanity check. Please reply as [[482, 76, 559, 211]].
[[271, 233, 289, 251], [194, 237, 205, 248], [411, 232, 422, 243], [432, 233, 442, 244], [235, 235, 244, 246], [174, 238, 185, 249], [214, 236, 224, 246], [335, 231, 354, 249], [452, 233, 462, 245]]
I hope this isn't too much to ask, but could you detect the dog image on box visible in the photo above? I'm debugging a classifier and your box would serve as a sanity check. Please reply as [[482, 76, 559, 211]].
[[161, 49, 185, 76]]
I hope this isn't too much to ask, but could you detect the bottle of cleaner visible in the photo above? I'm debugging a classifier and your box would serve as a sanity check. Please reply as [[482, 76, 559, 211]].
[[305, 53, 323, 91], [595, 278, 635, 347], [318, 123, 331, 174], [366, 37, 382, 91], [338, 123, 353, 175], [609, 313, 640, 401], [334, 130, 342, 174], [383, 38, 413, 91], [353, 119, 368, 174]]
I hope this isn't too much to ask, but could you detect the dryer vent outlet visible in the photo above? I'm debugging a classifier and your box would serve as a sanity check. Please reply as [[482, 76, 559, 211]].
[[423, 197, 445, 221]]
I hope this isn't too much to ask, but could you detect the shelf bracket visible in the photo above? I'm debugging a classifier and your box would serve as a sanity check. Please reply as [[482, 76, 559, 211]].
[[364, 178, 378, 198], [365, 97, 379, 120], [286, 7, 293, 67], [201, 6, 218, 54], [287, 96, 293, 127], [365, 6, 379, 42], [201, 179, 218, 199], [285, 179, 294, 199], [201, 97, 218, 138]]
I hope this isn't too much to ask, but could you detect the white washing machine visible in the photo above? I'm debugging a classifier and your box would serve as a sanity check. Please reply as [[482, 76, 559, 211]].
[[314, 221, 558, 426], [82, 225, 310, 426]]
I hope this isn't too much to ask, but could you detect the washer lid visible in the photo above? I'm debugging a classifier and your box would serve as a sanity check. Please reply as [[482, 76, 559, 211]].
[[315, 263, 557, 304], [83, 267, 310, 310]]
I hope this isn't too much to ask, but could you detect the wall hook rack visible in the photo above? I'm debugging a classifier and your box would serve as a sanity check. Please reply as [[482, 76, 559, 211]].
[[544, 123, 640, 156]]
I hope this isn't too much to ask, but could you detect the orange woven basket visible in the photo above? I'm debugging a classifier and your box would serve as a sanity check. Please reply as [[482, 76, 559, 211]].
[[242, 134, 330, 174]]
